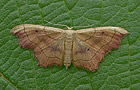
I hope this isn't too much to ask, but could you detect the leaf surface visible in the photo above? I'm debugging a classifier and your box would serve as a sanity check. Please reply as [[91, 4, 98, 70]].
[[0, 0, 140, 90]]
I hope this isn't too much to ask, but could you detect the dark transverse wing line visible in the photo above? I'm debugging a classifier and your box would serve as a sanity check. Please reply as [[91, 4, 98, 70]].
[[74, 30, 116, 62], [23, 25, 61, 60]]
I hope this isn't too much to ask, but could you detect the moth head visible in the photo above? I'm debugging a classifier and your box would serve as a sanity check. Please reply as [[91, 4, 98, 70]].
[[67, 27, 73, 30]]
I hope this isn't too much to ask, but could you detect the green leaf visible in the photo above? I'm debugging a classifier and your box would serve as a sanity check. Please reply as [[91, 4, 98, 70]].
[[0, 0, 140, 90]]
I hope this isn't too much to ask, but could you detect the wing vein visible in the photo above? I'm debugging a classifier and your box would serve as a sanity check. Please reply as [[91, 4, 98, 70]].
[[74, 30, 116, 62], [23, 25, 61, 60]]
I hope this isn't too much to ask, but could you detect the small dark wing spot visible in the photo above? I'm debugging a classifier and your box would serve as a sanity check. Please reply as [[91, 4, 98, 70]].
[[75, 47, 90, 55], [87, 48, 90, 51], [102, 32, 104, 35], [48, 46, 61, 52], [35, 30, 38, 32]]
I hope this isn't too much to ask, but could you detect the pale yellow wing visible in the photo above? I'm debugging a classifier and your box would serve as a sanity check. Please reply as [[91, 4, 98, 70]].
[[73, 27, 128, 72], [11, 24, 64, 68]]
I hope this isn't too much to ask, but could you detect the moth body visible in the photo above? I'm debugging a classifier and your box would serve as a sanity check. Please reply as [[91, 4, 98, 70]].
[[64, 30, 74, 69]]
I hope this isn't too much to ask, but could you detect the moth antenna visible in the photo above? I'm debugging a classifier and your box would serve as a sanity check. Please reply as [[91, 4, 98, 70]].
[[73, 24, 94, 28], [44, 20, 71, 29]]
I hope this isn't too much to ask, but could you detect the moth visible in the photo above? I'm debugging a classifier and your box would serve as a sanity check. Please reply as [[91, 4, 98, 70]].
[[10, 24, 128, 72]]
